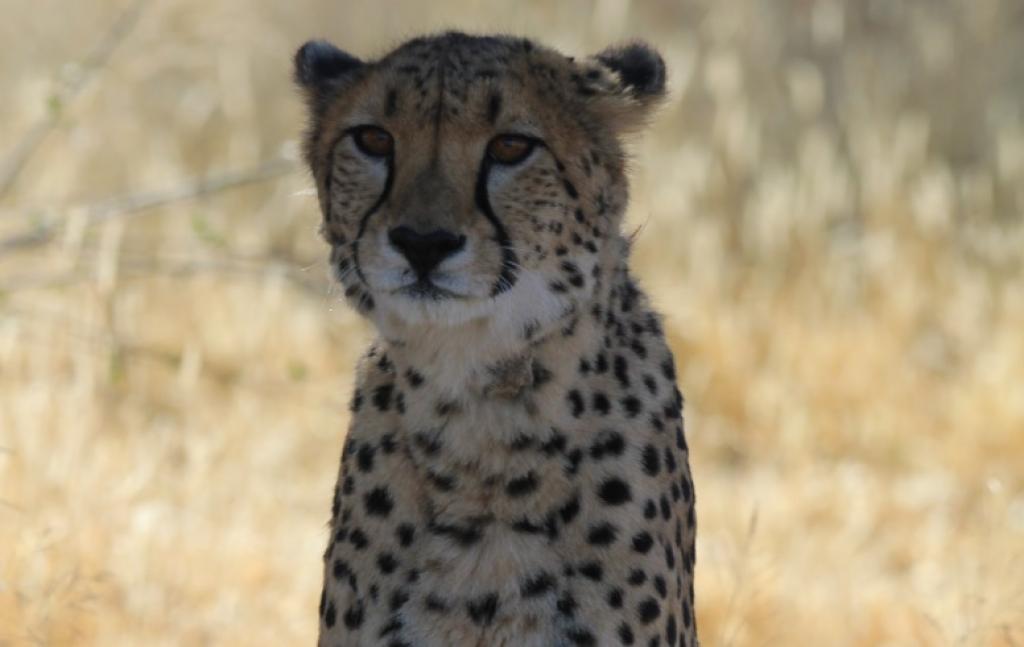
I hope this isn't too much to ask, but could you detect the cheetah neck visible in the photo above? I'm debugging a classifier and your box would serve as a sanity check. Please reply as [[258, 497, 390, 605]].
[[376, 252, 627, 406]]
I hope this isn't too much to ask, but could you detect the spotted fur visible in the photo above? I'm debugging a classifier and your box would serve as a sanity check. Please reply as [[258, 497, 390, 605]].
[[296, 31, 697, 647]]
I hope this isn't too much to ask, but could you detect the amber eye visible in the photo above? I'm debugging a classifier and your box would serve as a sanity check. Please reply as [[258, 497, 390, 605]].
[[487, 134, 535, 165], [353, 126, 394, 157]]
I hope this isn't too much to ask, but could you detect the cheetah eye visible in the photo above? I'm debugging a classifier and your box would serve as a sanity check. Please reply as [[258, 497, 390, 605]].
[[353, 126, 394, 157], [487, 134, 535, 165]]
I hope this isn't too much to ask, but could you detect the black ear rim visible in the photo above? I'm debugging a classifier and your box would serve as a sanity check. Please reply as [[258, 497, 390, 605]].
[[294, 39, 363, 89], [596, 42, 666, 98]]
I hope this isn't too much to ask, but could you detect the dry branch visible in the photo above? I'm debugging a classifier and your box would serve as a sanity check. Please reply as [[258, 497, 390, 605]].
[[0, 155, 299, 254]]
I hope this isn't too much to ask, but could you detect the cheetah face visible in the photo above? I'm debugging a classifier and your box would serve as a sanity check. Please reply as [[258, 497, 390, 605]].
[[295, 33, 665, 337]]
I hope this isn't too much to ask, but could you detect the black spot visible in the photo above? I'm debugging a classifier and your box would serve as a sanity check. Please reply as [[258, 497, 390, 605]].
[[643, 374, 658, 394], [587, 522, 617, 546], [666, 614, 678, 645], [664, 447, 678, 473], [385, 88, 398, 116], [642, 445, 661, 476], [557, 591, 577, 616], [661, 358, 676, 380], [563, 179, 579, 199], [637, 597, 661, 624], [521, 572, 556, 597], [427, 471, 457, 491], [566, 627, 596, 646], [654, 575, 668, 598], [664, 544, 676, 569], [607, 587, 624, 608], [628, 569, 647, 586], [434, 400, 455, 417], [377, 552, 398, 574], [349, 528, 368, 550], [589, 429, 625, 459], [566, 448, 584, 476], [379, 616, 402, 637], [428, 519, 483, 546], [676, 426, 688, 451], [364, 487, 393, 517], [487, 92, 502, 123], [619, 622, 636, 644], [324, 598, 336, 627], [567, 390, 585, 417], [614, 355, 630, 387], [332, 559, 352, 582], [512, 517, 545, 535], [405, 368, 425, 387], [413, 431, 442, 456], [373, 383, 394, 411], [643, 500, 657, 520], [532, 361, 553, 387], [660, 495, 672, 520], [466, 592, 499, 626], [396, 523, 415, 547], [390, 589, 410, 611], [510, 434, 535, 451], [425, 594, 448, 612], [559, 494, 582, 523], [632, 531, 654, 554], [597, 478, 632, 505], [541, 431, 568, 455], [622, 396, 643, 418], [356, 444, 375, 473], [631, 339, 647, 359], [578, 561, 603, 581], [592, 392, 611, 415], [343, 600, 365, 628], [506, 472, 539, 497]]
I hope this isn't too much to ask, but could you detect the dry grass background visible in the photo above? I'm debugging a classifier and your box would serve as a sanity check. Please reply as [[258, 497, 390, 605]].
[[1, 0, 1023, 645]]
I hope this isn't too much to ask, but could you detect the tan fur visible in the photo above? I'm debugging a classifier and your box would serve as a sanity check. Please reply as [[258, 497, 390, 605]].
[[297, 32, 697, 647]]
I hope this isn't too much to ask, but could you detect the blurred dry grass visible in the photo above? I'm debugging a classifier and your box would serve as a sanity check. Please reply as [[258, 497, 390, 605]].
[[1, 1, 1023, 645]]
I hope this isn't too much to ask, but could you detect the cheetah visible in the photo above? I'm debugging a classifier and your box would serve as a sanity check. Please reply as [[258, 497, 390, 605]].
[[294, 31, 697, 647]]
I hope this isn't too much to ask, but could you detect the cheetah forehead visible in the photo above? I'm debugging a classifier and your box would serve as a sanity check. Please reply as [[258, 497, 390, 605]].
[[296, 31, 668, 171]]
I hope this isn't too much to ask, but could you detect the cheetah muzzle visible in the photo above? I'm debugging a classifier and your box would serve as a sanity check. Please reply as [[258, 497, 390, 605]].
[[295, 31, 697, 647]]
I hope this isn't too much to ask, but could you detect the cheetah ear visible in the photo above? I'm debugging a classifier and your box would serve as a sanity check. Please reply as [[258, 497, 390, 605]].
[[294, 39, 364, 112], [596, 42, 666, 99], [584, 41, 667, 133]]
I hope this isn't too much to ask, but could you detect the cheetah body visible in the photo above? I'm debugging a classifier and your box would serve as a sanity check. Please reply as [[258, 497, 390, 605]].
[[295, 32, 697, 647]]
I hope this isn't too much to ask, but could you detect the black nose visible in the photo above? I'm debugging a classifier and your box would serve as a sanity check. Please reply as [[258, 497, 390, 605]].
[[387, 226, 466, 278]]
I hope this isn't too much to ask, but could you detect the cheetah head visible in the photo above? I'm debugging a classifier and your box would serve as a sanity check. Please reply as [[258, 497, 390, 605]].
[[295, 32, 664, 348]]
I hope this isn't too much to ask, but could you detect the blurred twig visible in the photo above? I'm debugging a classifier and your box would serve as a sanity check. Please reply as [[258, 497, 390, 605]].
[[0, 0, 151, 198], [0, 155, 299, 254], [0, 247, 326, 296]]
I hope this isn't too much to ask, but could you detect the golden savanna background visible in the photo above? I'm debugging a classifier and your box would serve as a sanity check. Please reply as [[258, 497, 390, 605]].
[[2, 0, 1023, 645]]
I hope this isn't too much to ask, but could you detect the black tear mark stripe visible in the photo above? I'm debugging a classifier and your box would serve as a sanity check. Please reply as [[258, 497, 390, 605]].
[[474, 154, 522, 296], [325, 126, 395, 288]]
